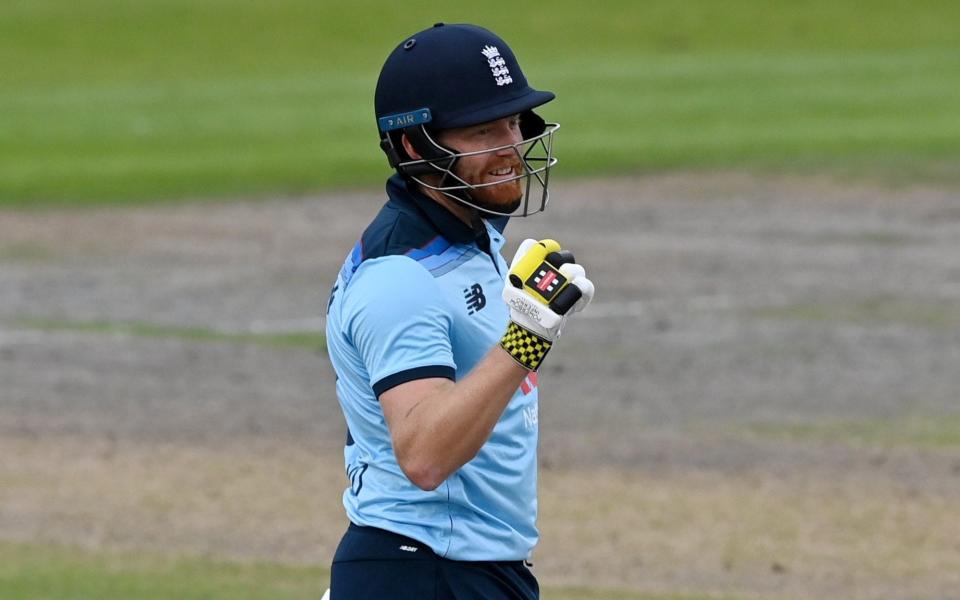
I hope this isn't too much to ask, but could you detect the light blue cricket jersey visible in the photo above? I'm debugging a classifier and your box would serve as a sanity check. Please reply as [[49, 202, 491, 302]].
[[325, 175, 540, 561]]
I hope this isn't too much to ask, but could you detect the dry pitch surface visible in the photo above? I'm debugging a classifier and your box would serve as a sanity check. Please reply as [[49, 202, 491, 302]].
[[2, 173, 959, 600]]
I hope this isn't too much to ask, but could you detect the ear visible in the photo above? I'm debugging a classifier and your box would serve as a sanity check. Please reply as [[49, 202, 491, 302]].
[[401, 133, 423, 160]]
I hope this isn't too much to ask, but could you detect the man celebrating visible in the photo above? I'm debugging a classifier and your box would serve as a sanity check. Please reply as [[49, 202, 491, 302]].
[[325, 23, 595, 599]]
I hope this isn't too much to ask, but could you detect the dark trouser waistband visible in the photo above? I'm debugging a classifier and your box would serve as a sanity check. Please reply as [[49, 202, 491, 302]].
[[336, 522, 525, 566], [331, 523, 539, 599]]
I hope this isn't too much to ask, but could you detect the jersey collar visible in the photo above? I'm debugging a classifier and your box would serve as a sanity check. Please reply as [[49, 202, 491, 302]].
[[387, 175, 504, 245]]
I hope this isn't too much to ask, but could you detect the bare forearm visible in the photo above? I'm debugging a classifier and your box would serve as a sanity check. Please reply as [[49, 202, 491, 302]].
[[387, 347, 528, 489]]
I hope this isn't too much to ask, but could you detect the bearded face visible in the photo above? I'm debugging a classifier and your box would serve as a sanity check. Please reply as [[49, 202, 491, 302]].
[[401, 114, 535, 216], [435, 115, 526, 214], [450, 150, 525, 214]]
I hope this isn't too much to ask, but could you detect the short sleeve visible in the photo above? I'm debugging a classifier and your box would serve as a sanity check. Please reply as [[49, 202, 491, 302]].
[[343, 256, 456, 397]]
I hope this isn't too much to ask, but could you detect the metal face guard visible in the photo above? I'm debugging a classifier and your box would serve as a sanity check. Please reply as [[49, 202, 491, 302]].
[[399, 123, 559, 217]]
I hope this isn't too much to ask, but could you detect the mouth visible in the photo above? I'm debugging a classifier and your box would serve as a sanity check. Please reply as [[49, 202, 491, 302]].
[[486, 166, 518, 182]]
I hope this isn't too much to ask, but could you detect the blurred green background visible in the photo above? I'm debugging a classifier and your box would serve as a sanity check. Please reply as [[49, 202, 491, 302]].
[[2, 0, 958, 208]]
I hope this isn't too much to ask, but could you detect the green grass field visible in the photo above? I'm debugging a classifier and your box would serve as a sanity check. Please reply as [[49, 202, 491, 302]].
[[0, 543, 759, 600], [0, 543, 327, 600], [14, 317, 327, 350], [2, 0, 959, 207]]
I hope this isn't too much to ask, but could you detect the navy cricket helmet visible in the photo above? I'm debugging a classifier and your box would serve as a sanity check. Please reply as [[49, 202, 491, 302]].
[[374, 23, 559, 217]]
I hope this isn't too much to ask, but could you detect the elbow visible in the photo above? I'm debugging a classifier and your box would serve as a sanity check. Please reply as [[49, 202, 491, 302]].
[[410, 471, 445, 492], [397, 454, 448, 491]]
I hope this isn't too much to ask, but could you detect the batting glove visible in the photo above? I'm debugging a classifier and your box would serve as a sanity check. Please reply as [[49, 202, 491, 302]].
[[500, 239, 595, 370]]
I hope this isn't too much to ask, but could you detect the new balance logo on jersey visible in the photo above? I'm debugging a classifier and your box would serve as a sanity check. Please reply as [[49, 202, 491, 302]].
[[464, 283, 486, 314]]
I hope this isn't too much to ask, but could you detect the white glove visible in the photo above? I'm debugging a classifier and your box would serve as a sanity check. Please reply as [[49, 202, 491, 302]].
[[500, 239, 595, 370]]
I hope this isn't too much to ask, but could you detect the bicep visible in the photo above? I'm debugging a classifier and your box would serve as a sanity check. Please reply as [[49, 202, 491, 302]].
[[380, 377, 455, 440]]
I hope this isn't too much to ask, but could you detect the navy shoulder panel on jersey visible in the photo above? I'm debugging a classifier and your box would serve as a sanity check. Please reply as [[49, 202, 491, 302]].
[[339, 175, 491, 285], [360, 201, 445, 263]]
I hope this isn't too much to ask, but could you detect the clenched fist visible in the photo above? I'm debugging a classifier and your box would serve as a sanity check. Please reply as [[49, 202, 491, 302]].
[[500, 239, 594, 370]]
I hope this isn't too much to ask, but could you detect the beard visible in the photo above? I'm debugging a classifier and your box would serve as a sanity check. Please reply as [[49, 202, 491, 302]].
[[458, 159, 524, 215], [470, 180, 522, 215]]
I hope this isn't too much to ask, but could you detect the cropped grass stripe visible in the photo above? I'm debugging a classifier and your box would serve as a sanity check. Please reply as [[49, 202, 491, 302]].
[[0, 541, 763, 600], [13, 317, 326, 350]]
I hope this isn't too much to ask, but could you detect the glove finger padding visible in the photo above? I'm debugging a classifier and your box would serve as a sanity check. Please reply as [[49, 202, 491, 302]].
[[509, 238, 539, 267], [558, 263, 594, 314], [558, 262, 585, 280]]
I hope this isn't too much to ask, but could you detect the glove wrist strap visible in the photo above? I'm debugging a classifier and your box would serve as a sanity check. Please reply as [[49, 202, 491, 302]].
[[500, 321, 552, 371]]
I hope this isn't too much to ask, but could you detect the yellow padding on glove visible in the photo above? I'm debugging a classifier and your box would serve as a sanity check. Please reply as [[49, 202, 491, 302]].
[[510, 239, 562, 305], [500, 321, 553, 371]]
